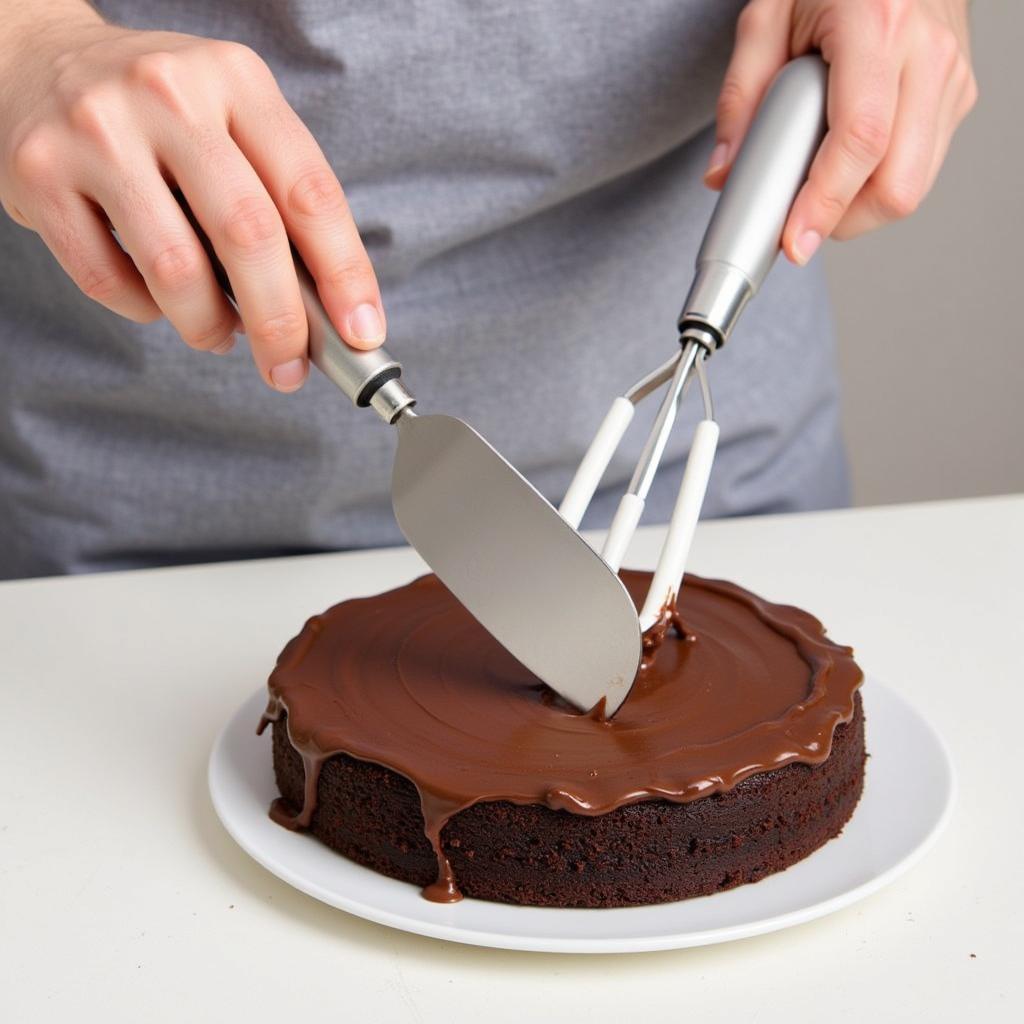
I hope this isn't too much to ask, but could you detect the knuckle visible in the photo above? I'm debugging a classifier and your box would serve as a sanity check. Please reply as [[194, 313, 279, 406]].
[[9, 128, 57, 184], [220, 195, 282, 253], [736, 1, 767, 36], [928, 24, 959, 71], [287, 168, 349, 219], [812, 184, 848, 220], [716, 75, 748, 122], [868, 0, 913, 38], [149, 243, 205, 291], [211, 40, 268, 77], [842, 111, 891, 164], [250, 308, 305, 347], [66, 89, 121, 150], [127, 50, 180, 89], [77, 263, 127, 305], [182, 317, 234, 351], [322, 254, 372, 293], [127, 51, 194, 118], [874, 180, 921, 220]]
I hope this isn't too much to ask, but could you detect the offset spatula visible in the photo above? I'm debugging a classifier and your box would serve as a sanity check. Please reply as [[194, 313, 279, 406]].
[[176, 199, 643, 715], [304, 286, 643, 715]]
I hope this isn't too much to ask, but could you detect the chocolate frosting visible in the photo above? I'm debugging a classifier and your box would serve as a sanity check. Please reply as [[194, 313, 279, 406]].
[[257, 570, 862, 902]]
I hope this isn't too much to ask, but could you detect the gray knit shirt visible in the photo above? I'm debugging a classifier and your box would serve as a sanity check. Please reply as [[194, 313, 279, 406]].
[[0, 0, 848, 578]]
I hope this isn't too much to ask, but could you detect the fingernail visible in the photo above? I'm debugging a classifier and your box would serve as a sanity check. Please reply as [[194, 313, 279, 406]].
[[704, 141, 729, 180], [346, 303, 385, 345], [270, 357, 308, 392], [794, 229, 822, 265], [211, 335, 236, 355]]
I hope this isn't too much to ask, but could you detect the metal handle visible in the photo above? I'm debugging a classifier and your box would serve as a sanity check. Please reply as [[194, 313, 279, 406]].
[[295, 265, 413, 422], [174, 192, 414, 423], [679, 54, 828, 346]]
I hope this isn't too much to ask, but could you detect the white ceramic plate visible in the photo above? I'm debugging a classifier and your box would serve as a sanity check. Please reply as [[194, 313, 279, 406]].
[[208, 678, 954, 953]]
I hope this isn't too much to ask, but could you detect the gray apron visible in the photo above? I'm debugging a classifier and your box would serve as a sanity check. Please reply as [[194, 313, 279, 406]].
[[0, 0, 848, 578]]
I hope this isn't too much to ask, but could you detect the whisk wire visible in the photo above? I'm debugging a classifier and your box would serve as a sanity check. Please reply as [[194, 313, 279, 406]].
[[560, 335, 720, 626]]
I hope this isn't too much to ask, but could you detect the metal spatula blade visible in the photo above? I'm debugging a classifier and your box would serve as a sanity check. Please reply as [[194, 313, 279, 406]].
[[392, 412, 642, 716], [176, 196, 643, 715]]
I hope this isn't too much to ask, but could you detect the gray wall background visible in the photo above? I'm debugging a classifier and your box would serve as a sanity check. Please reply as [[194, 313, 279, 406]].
[[824, 0, 1023, 506]]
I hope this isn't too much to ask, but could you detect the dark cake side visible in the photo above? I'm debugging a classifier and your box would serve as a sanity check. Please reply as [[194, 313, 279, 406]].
[[270, 691, 865, 908]]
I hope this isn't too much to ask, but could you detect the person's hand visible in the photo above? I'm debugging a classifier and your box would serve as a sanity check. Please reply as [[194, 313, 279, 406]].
[[705, 0, 977, 265], [0, 6, 386, 392]]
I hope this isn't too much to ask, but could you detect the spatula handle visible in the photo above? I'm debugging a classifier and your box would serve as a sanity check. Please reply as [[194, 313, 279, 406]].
[[679, 54, 828, 346], [175, 193, 413, 421]]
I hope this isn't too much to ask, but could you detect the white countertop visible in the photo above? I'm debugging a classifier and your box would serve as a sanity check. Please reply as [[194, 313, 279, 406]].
[[2, 495, 1021, 1022]]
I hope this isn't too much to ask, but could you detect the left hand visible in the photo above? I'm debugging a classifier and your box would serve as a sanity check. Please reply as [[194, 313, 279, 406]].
[[705, 0, 977, 264]]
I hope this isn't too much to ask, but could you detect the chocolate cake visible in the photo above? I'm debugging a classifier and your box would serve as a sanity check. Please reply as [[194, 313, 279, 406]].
[[257, 570, 865, 908]]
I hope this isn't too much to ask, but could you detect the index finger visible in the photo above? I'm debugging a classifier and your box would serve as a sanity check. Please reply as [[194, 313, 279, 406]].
[[227, 62, 386, 352], [782, 41, 901, 264], [167, 136, 310, 391]]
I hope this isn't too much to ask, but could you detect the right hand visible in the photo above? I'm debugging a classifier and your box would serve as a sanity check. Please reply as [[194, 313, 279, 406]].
[[0, 12, 386, 392]]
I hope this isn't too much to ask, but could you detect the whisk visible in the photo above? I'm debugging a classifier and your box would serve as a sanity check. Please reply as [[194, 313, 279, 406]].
[[560, 55, 829, 632]]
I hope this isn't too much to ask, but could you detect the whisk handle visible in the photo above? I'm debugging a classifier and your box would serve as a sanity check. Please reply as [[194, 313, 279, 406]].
[[679, 54, 828, 346]]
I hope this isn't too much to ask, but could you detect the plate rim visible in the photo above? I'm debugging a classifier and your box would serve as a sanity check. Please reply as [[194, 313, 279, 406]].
[[208, 678, 956, 954]]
